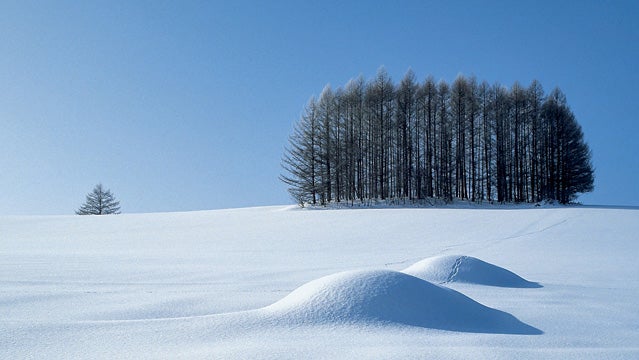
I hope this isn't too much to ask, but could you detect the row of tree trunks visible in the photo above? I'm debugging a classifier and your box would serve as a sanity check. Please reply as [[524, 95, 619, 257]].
[[282, 68, 594, 206]]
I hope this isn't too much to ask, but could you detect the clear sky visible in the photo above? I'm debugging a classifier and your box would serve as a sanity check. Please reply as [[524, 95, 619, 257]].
[[1, 0, 638, 215]]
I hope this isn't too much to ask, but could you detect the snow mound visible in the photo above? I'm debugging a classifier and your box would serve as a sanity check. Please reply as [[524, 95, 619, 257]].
[[403, 255, 541, 288], [264, 269, 540, 334]]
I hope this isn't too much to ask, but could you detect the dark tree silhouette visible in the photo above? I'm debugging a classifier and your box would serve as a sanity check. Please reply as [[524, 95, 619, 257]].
[[282, 70, 594, 206], [76, 184, 121, 215]]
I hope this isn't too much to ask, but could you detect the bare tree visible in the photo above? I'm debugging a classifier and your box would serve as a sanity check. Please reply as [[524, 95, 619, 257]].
[[281, 98, 320, 205], [76, 184, 121, 215], [396, 69, 417, 199]]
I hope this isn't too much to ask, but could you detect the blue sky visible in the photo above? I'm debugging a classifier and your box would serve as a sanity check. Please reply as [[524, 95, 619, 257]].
[[1, 1, 637, 214]]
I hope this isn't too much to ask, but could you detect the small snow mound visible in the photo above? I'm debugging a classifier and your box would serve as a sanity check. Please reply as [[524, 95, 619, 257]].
[[402, 255, 541, 288], [263, 269, 540, 334]]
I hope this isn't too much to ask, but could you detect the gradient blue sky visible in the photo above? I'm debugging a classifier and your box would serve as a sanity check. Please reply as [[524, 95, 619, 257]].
[[1, 1, 637, 215]]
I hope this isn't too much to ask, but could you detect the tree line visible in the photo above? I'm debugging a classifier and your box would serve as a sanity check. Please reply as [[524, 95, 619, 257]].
[[281, 68, 594, 206]]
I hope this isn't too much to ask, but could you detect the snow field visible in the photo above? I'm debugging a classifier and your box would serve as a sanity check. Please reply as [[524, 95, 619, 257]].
[[1, 205, 639, 358]]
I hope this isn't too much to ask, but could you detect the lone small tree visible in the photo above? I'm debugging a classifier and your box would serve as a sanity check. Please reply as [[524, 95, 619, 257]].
[[76, 184, 121, 215]]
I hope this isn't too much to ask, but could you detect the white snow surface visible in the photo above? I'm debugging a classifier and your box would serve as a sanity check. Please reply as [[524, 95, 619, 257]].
[[263, 269, 540, 334], [402, 255, 541, 288], [2, 205, 639, 359]]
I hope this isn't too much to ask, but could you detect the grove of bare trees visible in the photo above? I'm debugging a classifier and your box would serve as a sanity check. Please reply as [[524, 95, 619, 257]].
[[282, 68, 594, 206]]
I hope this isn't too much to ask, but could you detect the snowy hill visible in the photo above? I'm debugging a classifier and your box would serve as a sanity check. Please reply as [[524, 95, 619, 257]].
[[2, 205, 638, 359]]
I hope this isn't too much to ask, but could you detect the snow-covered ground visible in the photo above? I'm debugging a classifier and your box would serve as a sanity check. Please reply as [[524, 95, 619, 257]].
[[2, 205, 638, 359]]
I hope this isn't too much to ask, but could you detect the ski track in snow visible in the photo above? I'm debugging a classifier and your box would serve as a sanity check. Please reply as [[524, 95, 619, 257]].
[[502, 218, 570, 241], [383, 257, 424, 267], [455, 216, 574, 255]]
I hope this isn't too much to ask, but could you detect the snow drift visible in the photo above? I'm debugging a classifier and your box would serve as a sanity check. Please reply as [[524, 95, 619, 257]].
[[403, 255, 541, 288], [263, 269, 541, 334]]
